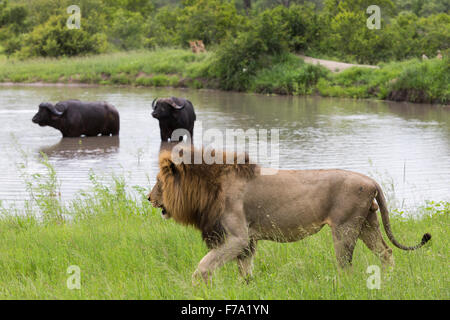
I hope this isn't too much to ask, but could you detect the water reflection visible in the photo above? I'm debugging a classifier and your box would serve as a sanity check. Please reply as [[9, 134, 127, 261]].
[[40, 136, 120, 160]]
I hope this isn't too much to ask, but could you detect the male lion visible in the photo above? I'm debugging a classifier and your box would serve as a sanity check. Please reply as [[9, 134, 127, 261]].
[[148, 149, 431, 283]]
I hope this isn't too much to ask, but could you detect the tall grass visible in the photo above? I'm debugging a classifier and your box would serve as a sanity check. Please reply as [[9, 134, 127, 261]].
[[0, 160, 448, 299]]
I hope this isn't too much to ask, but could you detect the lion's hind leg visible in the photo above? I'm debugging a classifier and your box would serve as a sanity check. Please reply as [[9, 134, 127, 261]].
[[330, 209, 369, 269], [359, 209, 394, 267], [331, 222, 361, 269]]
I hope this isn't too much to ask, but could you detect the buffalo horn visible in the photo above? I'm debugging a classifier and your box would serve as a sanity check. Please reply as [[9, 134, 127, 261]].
[[168, 97, 184, 110], [39, 102, 64, 116]]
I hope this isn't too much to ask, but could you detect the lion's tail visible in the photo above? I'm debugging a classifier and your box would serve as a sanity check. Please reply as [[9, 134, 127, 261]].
[[374, 183, 431, 250]]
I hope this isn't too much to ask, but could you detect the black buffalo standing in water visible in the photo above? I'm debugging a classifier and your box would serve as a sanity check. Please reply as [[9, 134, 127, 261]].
[[32, 100, 120, 137], [151, 97, 196, 142]]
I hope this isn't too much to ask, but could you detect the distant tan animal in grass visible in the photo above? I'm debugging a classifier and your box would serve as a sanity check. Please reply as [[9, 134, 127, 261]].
[[148, 148, 431, 284], [189, 40, 206, 54], [436, 50, 443, 60]]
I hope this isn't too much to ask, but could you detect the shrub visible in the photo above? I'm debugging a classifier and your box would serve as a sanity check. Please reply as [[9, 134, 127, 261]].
[[177, 0, 244, 46], [212, 30, 265, 91], [108, 9, 145, 50], [388, 57, 450, 104], [0, 2, 28, 33], [16, 15, 107, 58], [143, 5, 182, 48], [251, 54, 329, 95], [317, 57, 449, 103], [260, 4, 322, 52], [211, 7, 290, 91]]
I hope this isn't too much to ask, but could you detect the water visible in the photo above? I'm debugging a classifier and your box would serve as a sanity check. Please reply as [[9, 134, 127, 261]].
[[0, 85, 449, 210]]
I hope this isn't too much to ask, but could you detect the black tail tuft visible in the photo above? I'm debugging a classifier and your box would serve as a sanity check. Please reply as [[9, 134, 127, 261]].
[[421, 233, 432, 244]]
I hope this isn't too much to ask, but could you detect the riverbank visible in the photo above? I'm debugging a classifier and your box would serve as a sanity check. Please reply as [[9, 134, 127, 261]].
[[0, 168, 448, 299], [0, 49, 448, 104]]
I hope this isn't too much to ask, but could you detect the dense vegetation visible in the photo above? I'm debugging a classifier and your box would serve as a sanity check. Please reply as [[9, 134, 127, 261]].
[[1, 0, 448, 61], [0, 0, 448, 103], [0, 160, 448, 299]]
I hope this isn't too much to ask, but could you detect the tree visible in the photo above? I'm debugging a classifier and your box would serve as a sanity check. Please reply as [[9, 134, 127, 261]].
[[108, 9, 145, 49], [177, 0, 244, 46]]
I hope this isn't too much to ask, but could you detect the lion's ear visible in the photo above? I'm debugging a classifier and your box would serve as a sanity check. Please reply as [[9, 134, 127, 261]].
[[160, 156, 178, 176]]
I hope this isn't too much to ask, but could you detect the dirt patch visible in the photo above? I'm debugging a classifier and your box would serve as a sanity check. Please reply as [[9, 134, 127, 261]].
[[298, 55, 379, 73]]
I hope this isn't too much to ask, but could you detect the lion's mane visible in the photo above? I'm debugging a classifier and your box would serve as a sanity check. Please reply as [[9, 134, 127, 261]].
[[158, 148, 259, 247]]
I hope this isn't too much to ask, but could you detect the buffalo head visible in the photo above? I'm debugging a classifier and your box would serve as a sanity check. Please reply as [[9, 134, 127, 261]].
[[151, 97, 185, 119], [32, 102, 65, 127]]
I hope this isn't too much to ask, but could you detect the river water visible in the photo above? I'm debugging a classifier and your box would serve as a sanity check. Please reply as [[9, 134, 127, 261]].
[[0, 85, 449, 210]]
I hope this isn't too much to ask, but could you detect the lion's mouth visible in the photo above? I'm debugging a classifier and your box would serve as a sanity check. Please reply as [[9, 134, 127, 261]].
[[160, 206, 170, 219]]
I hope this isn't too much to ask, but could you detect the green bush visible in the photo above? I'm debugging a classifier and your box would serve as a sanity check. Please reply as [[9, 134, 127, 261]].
[[212, 30, 265, 91], [317, 57, 449, 103], [144, 0, 244, 48], [328, 8, 393, 63], [251, 54, 329, 95], [416, 13, 450, 57], [317, 0, 449, 63], [143, 5, 182, 48], [211, 7, 290, 91], [389, 57, 450, 103], [177, 0, 244, 46], [260, 4, 322, 52], [108, 9, 145, 50], [0, 2, 28, 33], [15, 15, 107, 58]]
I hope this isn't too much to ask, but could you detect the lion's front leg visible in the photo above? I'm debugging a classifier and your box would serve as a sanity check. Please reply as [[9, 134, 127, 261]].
[[193, 235, 249, 285], [237, 239, 257, 283], [193, 212, 249, 285]]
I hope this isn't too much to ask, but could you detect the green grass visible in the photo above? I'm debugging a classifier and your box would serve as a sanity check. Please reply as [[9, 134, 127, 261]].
[[317, 58, 450, 104], [0, 49, 213, 88], [0, 161, 448, 299], [0, 48, 448, 104]]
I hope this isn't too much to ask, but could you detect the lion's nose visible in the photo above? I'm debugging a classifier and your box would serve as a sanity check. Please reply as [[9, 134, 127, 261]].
[[147, 194, 151, 202]]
